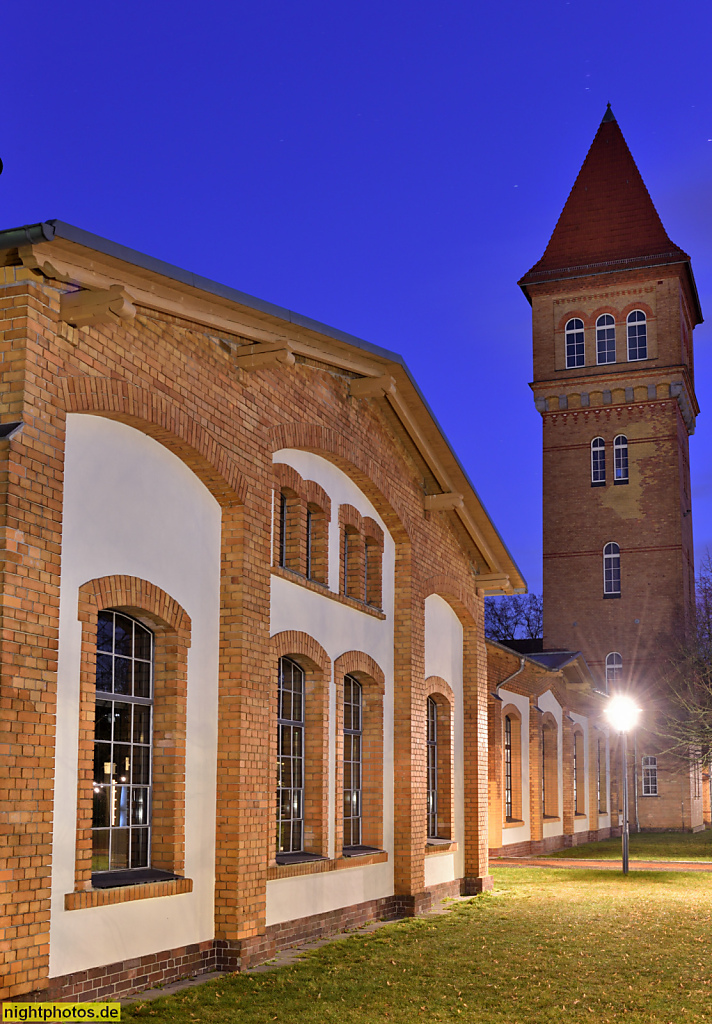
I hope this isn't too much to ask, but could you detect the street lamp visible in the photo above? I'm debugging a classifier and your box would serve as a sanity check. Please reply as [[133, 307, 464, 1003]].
[[605, 695, 641, 874]]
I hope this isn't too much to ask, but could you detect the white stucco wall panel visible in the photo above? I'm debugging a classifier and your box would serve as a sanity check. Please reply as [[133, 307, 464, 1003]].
[[266, 862, 393, 927], [424, 594, 464, 881], [424, 852, 456, 888], [50, 415, 222, 978]]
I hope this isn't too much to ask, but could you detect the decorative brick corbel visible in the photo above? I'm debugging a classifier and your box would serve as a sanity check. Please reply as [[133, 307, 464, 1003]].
[[349, 375, 396, 399], [18, 244, 74, 282], [235, 342, 295, 371], [60, 285, 136, 327]]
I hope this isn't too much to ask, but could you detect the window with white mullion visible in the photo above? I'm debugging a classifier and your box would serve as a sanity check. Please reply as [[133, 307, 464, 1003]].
[[277, 657, 305, 854], [591, 437, 606, 485], [596, 314, 616, 364], [427, 698, 439, 838], [614, 435, 629, 484], [605, 652, 623, 692], [627, 310, 647, 361], [603, 542, 621, 597], [565, 318, 585, 368], [93, 610, 153, 874], [343, 675, 362, 848], [642, 756, 658, 796]]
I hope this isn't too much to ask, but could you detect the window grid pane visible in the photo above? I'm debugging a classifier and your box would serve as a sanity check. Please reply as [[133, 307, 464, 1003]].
[[642, 756, 658, 796], [566, 318, 585, 368], [92, 610, 153, 873], [614, 435, 629, 482], [596, 314, 616, 364], [591, 438, 606, 484], [427, 698, 438, 838], [504, 716, 512, 820], [603, 543, 621, 595], [343, 675, 363, 847], [627, 311, 647, 361], [277, 657, 305, 853], [605, 652, 623, 692]]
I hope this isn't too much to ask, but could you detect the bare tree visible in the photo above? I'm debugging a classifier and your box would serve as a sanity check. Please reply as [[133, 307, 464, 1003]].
[[657, 552, 712, 769], [484, 594, 543, 642]]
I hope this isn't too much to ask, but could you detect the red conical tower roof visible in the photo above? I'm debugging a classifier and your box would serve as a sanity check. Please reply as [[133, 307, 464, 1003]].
[[519, 105, 690, 291]]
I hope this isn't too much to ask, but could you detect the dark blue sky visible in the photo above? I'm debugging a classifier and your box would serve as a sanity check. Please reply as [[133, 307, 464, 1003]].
[[3, 0, 712, 592]]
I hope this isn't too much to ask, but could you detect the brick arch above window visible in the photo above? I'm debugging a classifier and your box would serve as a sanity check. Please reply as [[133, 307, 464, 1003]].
[[269, 425, 413, 543], [334, 651, 385, 693], [270, 630, 331, 677], [620, 300, 654, 321], [273, 462, 331, 518], [590, 305, 619, 323], [78, 575, 192, 637], [61, 377, 247, 507], [425, 675, 455, 705], [556, 310, 590, 331], [422, 575, 480, 628]]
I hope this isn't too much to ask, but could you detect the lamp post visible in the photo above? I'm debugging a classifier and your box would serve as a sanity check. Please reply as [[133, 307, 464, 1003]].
[[605, 695, 641, 875]]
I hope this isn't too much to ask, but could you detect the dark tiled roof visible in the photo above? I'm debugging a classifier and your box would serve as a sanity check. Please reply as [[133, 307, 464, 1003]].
[[520, 108, 689, 288], [501, 639, 544, 654], [526, 650, 581, 671]]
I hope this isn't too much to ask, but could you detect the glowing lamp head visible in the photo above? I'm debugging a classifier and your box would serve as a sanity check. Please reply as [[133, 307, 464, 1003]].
[[605, 694, 641, 733]]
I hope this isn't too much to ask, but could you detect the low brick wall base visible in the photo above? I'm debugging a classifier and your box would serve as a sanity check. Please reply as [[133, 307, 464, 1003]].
[[31, 880, 473, 1002], [490, 826, 620, 859]]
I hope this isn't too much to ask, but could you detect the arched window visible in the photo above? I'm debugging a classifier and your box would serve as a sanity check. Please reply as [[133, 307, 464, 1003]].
[[343, 676, 362, 848], [642, 755, 658, 796], [605, 652, 623, 692], [591, 437, 606, 485], [427, 697, 438, 838], [596, 314, 616, 364], [614, 435, 629, 484], [627, 310, 647, 361], [277, 657, 305, 854], [573, 729, 585, 815], [565, 318, 585, 368], [93, 611, 153, 873], [503, 709, 522, 822], [542, 717, 558, 818], [603, 542, 621, 597], [597, 737, 607, 813]]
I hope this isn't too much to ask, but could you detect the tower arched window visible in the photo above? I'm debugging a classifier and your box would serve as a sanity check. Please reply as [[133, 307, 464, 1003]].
[[565, 318, 585, 368], [627, 310, 647, 361], [605, 652, 623, 692], [596, 314, 616, 364], [614, 435, 629, 484], [591, 437, 606, 486], [603, 543, 621, 598]]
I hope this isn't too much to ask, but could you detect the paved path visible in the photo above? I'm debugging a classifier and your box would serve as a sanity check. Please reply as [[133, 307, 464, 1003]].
[[491, 856, 712, 872]]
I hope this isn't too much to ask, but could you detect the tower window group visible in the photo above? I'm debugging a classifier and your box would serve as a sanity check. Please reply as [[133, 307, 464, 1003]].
[[589, 436, 628, 486], [564, 311, 648, 367]]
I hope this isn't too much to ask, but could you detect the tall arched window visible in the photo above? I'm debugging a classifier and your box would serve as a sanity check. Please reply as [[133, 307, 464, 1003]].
[[565, 318, 585, 368], [614, 435, 629, 484], [343, 676, 362, 848], [93, 611, 153, 873], [504, 715, 513, 820], [605, 652, 623, 692], [277, 657, 305, 854], [427, 697, 438, 838], [502, 708, 522, 822], [603, 542, 621, 597], [596, 313, 616, 364], [573, 729, 585, 815], [591, 437, 606, 485], [627, 310, 647, 361]]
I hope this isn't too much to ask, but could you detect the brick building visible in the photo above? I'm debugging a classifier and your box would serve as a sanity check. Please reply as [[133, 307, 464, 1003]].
[[518, 105, 704, 831], [0, 221, 525, 1000]]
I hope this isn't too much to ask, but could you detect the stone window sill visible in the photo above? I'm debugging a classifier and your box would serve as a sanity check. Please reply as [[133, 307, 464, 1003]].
[[271, 566, 386, 619], [425, 840, 458, 855], [574, 812, 587, 818], [504, 818, 525, 829], [65, 877, 193, 910], [543, 815, 560, 822], [268, 851, 388, 879]]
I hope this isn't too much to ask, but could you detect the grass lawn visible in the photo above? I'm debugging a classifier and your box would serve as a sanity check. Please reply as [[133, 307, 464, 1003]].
[[542, 828, 712, 861], [124, 868, 712, 1023]]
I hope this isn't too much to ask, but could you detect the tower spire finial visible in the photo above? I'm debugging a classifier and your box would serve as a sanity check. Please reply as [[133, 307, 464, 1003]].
[[602, 102, 615, 124]]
